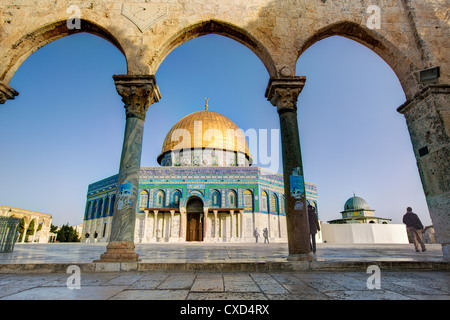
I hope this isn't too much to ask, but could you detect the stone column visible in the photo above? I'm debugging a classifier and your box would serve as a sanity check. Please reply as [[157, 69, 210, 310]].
[[0, 82, 19, 104], [265, 76, 312, 260], [21, 221, 29, 243], [203, 208, 209, 241], [239, 209, 244, 239], [213, 210, 219, 242], [97, 75, 161, 262], [170, 210, 175, 239], [230, 210, 235, 241], [180, 207, 187, 241], [152, 210, 158, 241], [143, 210, 149, 243], [397, 84, 450, 260]]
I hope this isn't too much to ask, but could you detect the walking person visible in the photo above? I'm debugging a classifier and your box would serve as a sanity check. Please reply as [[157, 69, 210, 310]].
[[85, 232, 90, 243], [403, 207, 426, 252], [254, 228, 260, 243], [308, 205, 320, 253], [263, 227, 269, 244]]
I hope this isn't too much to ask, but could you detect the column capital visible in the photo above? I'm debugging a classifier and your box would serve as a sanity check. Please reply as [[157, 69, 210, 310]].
[[397, 84, 450, 114], [113, 75, 161, 120], [265, 76, 306, 114], [0, 82, 19, 104]]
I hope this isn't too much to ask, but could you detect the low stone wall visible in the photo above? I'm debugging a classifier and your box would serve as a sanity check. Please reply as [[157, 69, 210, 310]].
[[322, 224, 409, 244]]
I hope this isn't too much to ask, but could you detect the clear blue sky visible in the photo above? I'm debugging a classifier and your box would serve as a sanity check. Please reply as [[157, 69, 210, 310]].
[[0, 32, 431, 227]]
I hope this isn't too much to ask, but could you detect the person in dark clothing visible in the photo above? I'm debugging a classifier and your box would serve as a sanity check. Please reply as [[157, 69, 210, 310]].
[[307, 205, 320, 253], [263, 228, 269, 244], [254, 228, 260, 243], [402, 207, 426, 252]]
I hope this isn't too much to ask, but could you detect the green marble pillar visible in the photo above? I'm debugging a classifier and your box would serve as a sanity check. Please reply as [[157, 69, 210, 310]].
[[97, 75, 161, 262], [266, 76, 313, 261]]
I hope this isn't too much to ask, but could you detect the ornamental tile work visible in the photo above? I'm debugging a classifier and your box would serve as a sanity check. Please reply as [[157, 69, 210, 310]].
[[82, 108, 317, 244], [83, 166, 318, 244]]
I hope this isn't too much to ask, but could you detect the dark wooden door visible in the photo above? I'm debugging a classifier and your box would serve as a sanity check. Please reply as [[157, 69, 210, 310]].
[[187, 212, 203, 241]]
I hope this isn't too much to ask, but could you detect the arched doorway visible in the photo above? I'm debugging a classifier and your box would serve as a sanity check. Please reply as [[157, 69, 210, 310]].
[[186, 197, 204, 242]]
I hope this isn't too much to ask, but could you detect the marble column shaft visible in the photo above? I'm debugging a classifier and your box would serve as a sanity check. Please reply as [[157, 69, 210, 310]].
[[265, 76, 312, 260], [97, 75, 160, 262]]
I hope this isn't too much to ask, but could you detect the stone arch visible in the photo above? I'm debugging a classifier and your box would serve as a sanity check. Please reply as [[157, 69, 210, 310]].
[[271, 193, 279, 214], [186, 196, 205, 241], [210, 189, 221, 208], [227, 189, 237, 208], [139, 190, 149, 209], [171, 189, 182, 208], [1, 18, 128, 84], [149, 19, 277, 77], [297, 21, 421, 100], [154, 189, 166, 207]]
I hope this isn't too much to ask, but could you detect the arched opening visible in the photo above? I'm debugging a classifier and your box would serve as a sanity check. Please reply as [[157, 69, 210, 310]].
[[139, 190, 149, 209], [297, 21, 420, 100], [97, 199, 103, 219], [261, 191, 269, 213], [296, 35, 429, 227], [243, 190, 253, 212], [186, 196, 204, 242], [155, 190, 166, 207], [0, 32, 127, 227], [144, 33, 274, 170], [211, 190, 221, 208], [227, 190, 237, 208], [171, 190, 182, 208], [149, 19, 276, 77], [1, 19, 127, 84]]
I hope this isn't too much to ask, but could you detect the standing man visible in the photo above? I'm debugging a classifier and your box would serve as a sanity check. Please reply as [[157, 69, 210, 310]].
[[254, 228, 260, 243], [263, 228, 269, 244], [307, 205, 320, 253], [403, 207, 426, 252]]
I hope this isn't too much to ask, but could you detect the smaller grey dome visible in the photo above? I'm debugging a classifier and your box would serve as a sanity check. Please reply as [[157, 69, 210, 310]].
[[344, 196, 370, 211]]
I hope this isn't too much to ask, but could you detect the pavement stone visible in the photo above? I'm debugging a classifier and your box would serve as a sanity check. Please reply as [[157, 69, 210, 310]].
[[0, 242, 448, 303]]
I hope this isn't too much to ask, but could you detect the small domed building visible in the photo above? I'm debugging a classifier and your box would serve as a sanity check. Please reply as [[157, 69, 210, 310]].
[[82, 103, 318, 243], [322, 194, 408, 244], [328, 194, 391, 224]]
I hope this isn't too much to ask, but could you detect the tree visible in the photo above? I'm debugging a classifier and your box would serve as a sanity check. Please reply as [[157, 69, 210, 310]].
[[50, 224, 58, 233], [56, 224, 80, 242]]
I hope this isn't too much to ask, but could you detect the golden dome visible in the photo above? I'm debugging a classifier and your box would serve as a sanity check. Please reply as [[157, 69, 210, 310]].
[[157, 110, 251, 163]]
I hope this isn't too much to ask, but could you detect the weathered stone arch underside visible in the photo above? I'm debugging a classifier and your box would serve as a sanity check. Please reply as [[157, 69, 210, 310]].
[[297, 21, 420, 100], [1, 18, 128, 84], [148, 19, 278, 77]]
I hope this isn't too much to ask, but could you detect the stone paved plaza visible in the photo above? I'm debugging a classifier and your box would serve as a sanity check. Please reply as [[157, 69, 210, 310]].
[[0, 243, 449, 302]]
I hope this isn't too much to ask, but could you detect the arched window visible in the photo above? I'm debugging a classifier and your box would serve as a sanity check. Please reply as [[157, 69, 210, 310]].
[[261, 191, 268, 212], [103, 197, 110, 216], [243, 190, 253, 212], [172, 190, 182, 207], [109, 195, 116, 215], [271, 194, 279, 213], [227, 190, 237, 208], [211, 190, 221, 207], [91, 201, 97, 219], [85, 202, 91, 220], [155, 190, 165, 207], [97, 199, 103, 218], [139, 190, 149, 208]]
